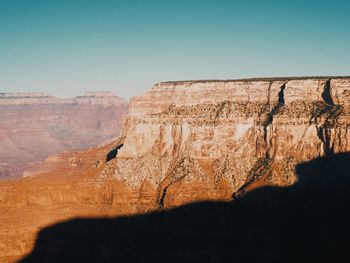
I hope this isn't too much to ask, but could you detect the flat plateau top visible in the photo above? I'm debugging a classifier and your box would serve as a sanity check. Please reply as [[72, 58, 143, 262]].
[[160, 76, 350, 84]]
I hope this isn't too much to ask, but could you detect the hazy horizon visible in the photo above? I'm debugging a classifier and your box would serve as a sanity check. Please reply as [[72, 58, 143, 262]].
[[1, 0, 350, 99]]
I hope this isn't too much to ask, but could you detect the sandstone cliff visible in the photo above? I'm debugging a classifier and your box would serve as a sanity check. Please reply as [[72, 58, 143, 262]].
[[0, 92, 128, 178], [102, 77, 350, 211], [1, 77, 350, 261]]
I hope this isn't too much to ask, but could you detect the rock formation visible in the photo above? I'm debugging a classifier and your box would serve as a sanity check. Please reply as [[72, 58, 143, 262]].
[[102, 77, 350, 211], [0, 140, 126, 262], [1, 77, 350, 261], [0, 92, 128, 178]]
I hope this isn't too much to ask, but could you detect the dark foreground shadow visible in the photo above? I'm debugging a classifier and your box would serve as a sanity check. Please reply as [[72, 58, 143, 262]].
[[20, 154, 350, 263]]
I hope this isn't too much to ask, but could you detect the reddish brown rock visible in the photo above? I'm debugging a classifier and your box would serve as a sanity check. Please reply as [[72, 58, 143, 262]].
[[108, 77, 350, 210], [1, 77, 350, 261], [0, 92, 128, 178]]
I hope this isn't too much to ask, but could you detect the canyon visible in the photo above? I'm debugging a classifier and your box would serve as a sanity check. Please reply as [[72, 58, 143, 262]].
[[1, 77, 350, 262], [0, 92, 128, 178]]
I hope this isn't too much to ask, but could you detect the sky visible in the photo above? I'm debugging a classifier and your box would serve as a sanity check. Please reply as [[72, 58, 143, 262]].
[[0, 0, 350, 99]]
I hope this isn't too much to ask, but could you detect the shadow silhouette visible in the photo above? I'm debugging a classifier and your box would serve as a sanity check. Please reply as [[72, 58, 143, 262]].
[[20, 153, 350, 262], [106, 144, 124, 162]]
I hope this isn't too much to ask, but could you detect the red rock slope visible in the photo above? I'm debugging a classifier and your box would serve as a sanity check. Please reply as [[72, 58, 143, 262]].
[[1, 77, 350, 261], [0, 92, 128, 178]]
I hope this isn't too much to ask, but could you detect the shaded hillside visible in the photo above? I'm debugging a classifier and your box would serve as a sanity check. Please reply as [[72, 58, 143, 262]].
[[2, 77, 350, 261], [21, 153, 350, 263]]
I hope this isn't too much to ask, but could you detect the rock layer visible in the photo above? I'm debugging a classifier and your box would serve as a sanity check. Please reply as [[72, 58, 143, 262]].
[[0, 92, 128, 178], [107, 77, 350, 211], [1, 77, 350, 261], [0, 140, 127, 262]]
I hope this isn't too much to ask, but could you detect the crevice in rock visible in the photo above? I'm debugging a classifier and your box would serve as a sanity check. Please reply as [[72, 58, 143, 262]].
[[157, 158, 189, 209], [321, 79, 334, 106], [311, 79, 342, 157], [158, 173, 188, 209], [232, 158, 272, 200], [263, 83, 286, 128], [262, 83, 286, 159], [158, 185, 170, 209], [315, 105, 342, 157], [278, 84, 286, 104], [106, 144, 124, 162], [234, 83, 287, 199]]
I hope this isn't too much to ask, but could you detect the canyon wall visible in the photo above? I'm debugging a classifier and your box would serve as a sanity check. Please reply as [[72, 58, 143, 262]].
[[0, 92, 128, 178], [103, 77, 350, 211], [1, 77, 350, 261]]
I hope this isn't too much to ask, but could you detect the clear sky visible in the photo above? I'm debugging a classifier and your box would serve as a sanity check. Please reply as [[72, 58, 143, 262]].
[[0, 0, 349, 99]]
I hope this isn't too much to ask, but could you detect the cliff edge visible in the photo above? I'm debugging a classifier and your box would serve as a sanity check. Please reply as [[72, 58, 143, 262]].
[[102, 77, 350, 211], [1, 77, 350, 261]]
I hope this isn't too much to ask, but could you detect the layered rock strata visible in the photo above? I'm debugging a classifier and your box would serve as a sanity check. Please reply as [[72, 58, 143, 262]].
[[1, 77, 350, 261], [102, 77, 350, 211], [0, 91, 125, 105], [0, 92, 128, 178]]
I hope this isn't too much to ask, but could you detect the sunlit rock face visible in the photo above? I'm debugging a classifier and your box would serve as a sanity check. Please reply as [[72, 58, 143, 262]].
[[0, 92, 128, 178], [2, 77, 350, 262], [102, 77, 350, 211]]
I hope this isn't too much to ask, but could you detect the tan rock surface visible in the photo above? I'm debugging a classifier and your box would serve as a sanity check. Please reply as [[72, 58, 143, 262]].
[[0, 138, 132, 262], [110, 77, 350, 210], [0, 92, 128, 178], [1, 77, 350, 261]]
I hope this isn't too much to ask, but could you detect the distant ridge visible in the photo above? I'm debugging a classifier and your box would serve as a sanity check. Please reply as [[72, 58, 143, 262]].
[[0, 91, 127, 105], [0, 91, 123, 99], [0, 92, 51, 98]]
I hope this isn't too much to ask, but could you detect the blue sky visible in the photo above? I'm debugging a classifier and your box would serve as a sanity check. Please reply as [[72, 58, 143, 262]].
[[0, 0, 349, 98]]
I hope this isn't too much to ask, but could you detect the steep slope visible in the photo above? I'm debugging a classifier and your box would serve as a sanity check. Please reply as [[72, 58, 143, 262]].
[[20, 153, 350, 263], [0, 139, 128, 262], [103, 77, 350, 210], [0, 92, 128, 178], [1, 77, 350, 261]]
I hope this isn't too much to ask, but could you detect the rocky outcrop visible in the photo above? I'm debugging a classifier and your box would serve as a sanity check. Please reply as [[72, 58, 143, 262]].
[[0, 92, 128, 178], [103, 77, 350, 211], [1, 77, 350, 261]]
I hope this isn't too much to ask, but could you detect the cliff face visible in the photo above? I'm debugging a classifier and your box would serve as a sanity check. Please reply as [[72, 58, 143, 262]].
[[1, 77, 350, 261], [0, 92, 128, 178], [103, 77, 350, 211]]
